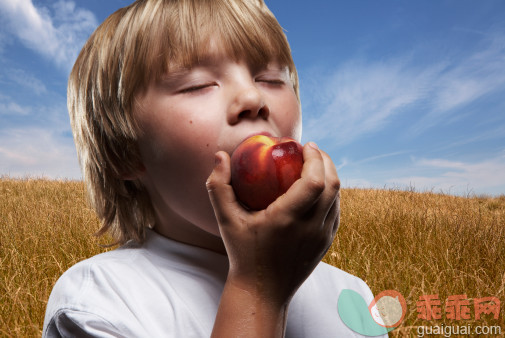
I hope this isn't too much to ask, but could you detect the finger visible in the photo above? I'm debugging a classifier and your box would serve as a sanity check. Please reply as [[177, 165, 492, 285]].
[[310, 150, 340, 238], [314, 197, 339, 260], [332, 191, 341, 237], [314, 150, 341, 215], [323, 193, 340, 239], [206, 151, 244, 226], [320, 149, 341, 195], [321, 150, 341, 237], [269, 142, 325, 218]]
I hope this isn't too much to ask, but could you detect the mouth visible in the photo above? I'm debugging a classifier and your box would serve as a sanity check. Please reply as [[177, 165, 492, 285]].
[[224, 131, 275, 155], [241, 131, 273, 144]]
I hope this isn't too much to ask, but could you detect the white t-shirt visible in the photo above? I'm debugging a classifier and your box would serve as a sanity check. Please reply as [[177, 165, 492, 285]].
[[43, 229, 384, 337]]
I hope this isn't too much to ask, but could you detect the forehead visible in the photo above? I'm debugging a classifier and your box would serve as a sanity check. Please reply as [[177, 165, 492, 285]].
[[160, 38, 288, 76], [152, 33, 290, 81], [138, 2, 292, 74], [119, 0, 298, 101]]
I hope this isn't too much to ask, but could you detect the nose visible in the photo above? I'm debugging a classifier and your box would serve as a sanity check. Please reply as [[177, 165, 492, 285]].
[[227, 80, 270, 125]]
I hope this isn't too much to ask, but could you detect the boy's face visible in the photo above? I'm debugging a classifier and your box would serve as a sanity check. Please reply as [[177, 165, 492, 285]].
[[134, 45, 301, 245]]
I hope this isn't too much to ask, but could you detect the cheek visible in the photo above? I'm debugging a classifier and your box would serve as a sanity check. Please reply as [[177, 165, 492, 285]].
[[139, 117, 220, 218], [154, 120, 220, 177], [290, 109, 302, 142], [136, 113, 221, 206], [273, 93, 302, 141]]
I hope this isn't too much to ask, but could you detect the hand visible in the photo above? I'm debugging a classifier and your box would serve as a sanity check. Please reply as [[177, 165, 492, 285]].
[[207, 141, 341, 307]]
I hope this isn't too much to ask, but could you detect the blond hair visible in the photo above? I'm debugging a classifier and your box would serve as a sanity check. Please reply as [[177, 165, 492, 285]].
[[68, 0, 299, 244]]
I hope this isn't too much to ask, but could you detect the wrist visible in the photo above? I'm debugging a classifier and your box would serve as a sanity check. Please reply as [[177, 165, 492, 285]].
[[212, 277, 290, 338], [226, 270, 294, 309]]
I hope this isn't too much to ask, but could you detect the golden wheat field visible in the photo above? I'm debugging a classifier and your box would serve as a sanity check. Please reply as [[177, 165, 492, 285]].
[[1, 177, 504, 337]]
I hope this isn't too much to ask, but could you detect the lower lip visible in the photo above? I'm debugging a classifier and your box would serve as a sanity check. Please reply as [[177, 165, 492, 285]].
[[242, 131, 273, 143]]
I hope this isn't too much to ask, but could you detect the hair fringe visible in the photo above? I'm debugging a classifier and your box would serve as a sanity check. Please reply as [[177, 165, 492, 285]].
[[68, 0, 298, 245]]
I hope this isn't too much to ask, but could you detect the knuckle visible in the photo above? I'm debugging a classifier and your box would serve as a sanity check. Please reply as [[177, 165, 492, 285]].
[[306, 177, 325, 195], [264, 203, 294, 228], [319, 149, 330, 158], [330, 177, 341, 192], [205, 176, 219, 192]]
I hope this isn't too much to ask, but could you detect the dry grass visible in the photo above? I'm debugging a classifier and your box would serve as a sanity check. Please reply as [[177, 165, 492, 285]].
[[0, 178, 108, 337], [325, 188, 505, 337], [1, 178, 504, 336]]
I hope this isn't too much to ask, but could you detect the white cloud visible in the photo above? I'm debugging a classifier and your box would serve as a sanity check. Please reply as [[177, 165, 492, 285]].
[[0, 94, 32, 115], [387, 155, 505, 196], [354, 151, 408, 165], [5, 68, 47, 95], [412, 34, 505, 135], [302, 58, 435, 145], [440, 124, 505, 151], [302, 32, 505, 145], [0, 127, 81, 179], [0, 0, 97, 71]]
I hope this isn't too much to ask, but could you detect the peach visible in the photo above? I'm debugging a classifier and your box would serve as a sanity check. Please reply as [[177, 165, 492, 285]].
[[231, 135, 303, 210]]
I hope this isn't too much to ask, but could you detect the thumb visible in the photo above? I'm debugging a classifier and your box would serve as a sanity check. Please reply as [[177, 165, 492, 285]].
[[206, 151, 241, 226]]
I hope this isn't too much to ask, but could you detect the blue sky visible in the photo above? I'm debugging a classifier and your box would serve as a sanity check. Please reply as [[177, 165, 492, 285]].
[[1, 0, 504, 196]]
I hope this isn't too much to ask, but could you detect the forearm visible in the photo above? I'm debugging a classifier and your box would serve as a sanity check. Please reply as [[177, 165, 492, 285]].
[[211, 279, 289, 338]]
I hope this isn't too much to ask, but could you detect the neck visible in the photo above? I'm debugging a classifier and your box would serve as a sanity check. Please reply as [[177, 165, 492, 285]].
[[153, 214, 227, 255]]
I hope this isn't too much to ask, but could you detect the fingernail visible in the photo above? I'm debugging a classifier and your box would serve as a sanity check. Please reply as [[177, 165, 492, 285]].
[[215, 153, 222, 165], [308, 142, 319, 150]]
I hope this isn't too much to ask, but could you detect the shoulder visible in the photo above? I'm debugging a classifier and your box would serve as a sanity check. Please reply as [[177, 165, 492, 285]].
[[46, 243, 146, 306], [43, 235, 227, 337], [43, 244, 151, 336]]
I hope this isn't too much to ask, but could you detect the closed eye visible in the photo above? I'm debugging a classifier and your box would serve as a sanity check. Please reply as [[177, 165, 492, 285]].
[[256, 78, 285, 86], [179, 83, 217, 94]]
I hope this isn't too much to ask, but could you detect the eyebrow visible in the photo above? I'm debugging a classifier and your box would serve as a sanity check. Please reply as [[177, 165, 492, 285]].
[[157, 56, 218, 82], [158, 57, 287, 84], [158, 67, 192, 82]]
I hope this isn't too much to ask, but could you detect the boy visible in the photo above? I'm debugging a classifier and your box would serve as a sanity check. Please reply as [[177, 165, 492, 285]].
[[44, 0, 382, 336]]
